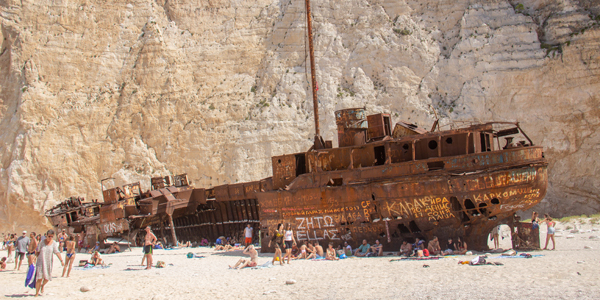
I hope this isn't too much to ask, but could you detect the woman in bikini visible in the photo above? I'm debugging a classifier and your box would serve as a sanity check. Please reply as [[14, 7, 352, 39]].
[[282, 224, 296, 264], [268, 223, 284, 265], [542, 214, 556, 250], [62, 235, 76, 277]]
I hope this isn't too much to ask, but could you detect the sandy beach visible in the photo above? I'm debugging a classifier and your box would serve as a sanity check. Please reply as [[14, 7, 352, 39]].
[[2, 220, 600, 299]]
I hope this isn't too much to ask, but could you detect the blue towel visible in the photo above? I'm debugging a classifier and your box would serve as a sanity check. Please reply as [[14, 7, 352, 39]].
[[25, 264, 36, 289]]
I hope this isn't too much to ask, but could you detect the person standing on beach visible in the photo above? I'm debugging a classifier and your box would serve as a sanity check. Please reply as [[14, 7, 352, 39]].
[[244, 224, 253, 247], [14, 231, 30, 270], [143, 226, 157, 269], [268, 224, 284, 265], [542, 214, 556, 250], [77, 232, 85, 253], [283, 224, 296, 264], [35, 230, 64, 297], [6, 234, 15, 263], [27, 232, 38, 266], [491, 226, 500, 249], [57, 229, 67, 252], [62, 235, 76, 277]]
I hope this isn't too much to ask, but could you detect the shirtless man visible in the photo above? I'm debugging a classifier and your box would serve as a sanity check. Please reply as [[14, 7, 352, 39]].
[[57, 229, 67, 252], [398, 240, 412, 256], [427, 236, 441, 256], [62, 235, 76, 277], [27, 232, 38, 265], [229, 244, 258, 269], [326, 243, 339, 261], [313, 241, 324, 258], [106, 242, 121, 254], [142, 226, 157, 269]]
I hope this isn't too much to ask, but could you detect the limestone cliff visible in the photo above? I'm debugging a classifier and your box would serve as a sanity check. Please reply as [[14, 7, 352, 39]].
[[0, 0, 598, 232]]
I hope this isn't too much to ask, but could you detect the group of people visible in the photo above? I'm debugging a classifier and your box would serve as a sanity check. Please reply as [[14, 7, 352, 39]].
[[532, 212, 556, 250]]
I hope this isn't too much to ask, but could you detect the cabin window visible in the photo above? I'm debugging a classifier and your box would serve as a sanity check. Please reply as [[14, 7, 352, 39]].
[[478, 133, 493, 152], [446, 137, 453, 144], [450, 196, 462, 211], [427, 161, 445, 171], [374, 146, 386, 166], [491, 198, 500, 205], [326, 178, 343, 186], [478, 203, 488, 216], [428, 140, 438, 150], [295, 154, 306, 176]]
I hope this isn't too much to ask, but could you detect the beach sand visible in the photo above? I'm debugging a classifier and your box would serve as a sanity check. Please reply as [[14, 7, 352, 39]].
[[2, 221, 600, 299]]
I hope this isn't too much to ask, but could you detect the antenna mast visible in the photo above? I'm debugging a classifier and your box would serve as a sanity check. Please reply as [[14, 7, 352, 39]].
[[305, 0, 324, 149]]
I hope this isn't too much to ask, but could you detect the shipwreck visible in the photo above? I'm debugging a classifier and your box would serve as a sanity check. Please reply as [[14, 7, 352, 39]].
[[44, 0, 547, 252]]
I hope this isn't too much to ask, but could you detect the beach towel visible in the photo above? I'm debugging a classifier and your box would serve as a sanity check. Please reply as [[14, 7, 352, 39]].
[[490, 254, 543, 259], [25, 264, 36, 289], [390, 257, 442, 262]]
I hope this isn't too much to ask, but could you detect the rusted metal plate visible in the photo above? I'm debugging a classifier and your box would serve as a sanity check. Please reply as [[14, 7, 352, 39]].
[[272, 155, 297, 190], [103, 188, 119, 204], [367, 113, 391, 140], [513, 222, 540, 250], [99, 219, 129, 236]]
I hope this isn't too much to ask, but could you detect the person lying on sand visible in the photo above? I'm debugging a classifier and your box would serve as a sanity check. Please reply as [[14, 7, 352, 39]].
[[200, 238, 209, 246], [229, 245, 258, 269], [326, 243, 339, 261], [354, 240, 370, 257], [0, 257, 6, 271], [398, 240, 412, 257], [428, 236, 441, 256]]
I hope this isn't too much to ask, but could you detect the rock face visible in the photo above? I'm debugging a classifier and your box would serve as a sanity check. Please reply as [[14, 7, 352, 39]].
[[0, 0, 598, 232]]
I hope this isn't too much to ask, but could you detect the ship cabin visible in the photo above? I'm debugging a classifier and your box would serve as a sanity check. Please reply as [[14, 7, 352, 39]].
[[45, 196, 101, 231], [271, 108, 537, 190]]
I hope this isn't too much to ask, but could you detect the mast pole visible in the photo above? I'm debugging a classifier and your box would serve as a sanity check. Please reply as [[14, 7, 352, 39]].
[[305, 0, 323, 149]]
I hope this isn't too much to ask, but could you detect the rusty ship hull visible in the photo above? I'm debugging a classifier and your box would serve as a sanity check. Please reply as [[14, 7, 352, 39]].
[[259, 148, 546, 251]]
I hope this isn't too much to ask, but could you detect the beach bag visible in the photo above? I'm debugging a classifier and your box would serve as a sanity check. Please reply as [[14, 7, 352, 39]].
[[339, 253, 347, 259], [156, 261, 166, 268]]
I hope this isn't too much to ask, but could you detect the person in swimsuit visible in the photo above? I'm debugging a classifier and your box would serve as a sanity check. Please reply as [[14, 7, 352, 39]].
[[456, 237, 468, 255], [142, 226, 157, 269], [295, 241, 308, 259], [282, 224, 296, 264], [106, 242, 121, 254], [27, 232, 38, 266], [268, 224, 284, 265], [77, 233, 85, 253], [90, 251, 102, 266], [326, 243, 339, 260], [6, 234, 15, 262], [0, 257, 6, 271], [542, 214, 556, 250], [531, 212, 540, 229], [62, 235, 76, 277], [57, 230, 67, 252], [306, 242, 317, 259], [229, 244, 259, 269]]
